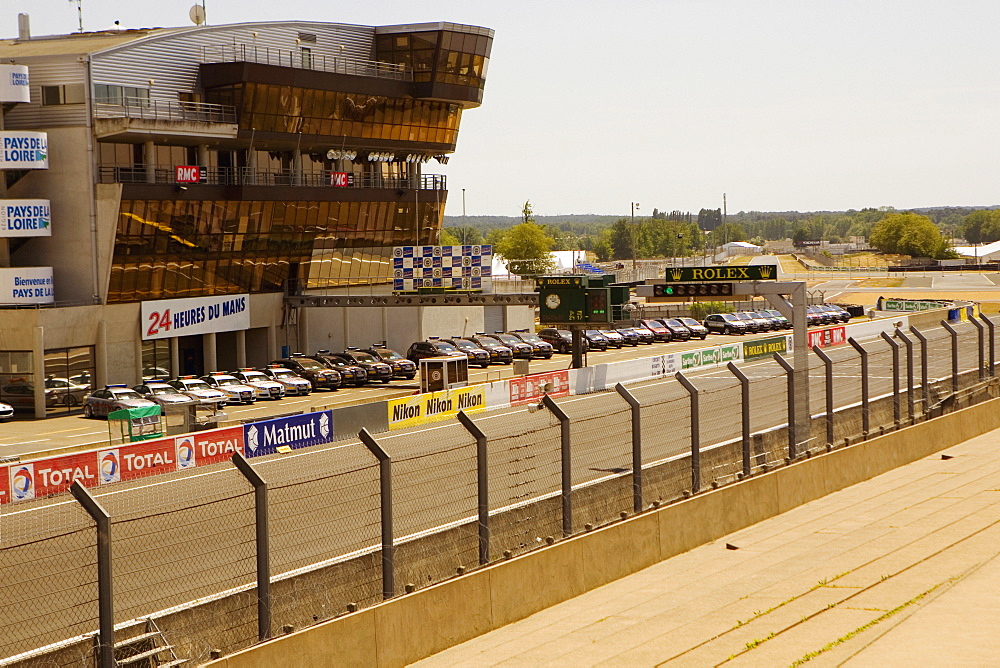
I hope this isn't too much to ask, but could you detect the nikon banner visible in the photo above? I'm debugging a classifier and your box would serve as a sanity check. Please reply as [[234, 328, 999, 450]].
[[742, 335, 788, 361], [387, 386, 486, 430], [663, 265, 778, 282]]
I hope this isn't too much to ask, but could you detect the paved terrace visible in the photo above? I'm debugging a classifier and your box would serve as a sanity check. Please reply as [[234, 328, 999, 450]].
[[416, 426, 1000, 667]]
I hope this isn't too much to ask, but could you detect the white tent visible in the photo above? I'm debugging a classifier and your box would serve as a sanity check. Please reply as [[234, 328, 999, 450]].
[[953, 240, 1000, 262]]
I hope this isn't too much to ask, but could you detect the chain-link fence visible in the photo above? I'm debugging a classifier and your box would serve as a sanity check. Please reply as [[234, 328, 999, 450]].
[[2, 318, 997, 666]]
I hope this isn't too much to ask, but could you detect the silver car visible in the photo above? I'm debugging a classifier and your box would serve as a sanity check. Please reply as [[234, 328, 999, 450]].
[[201, 373, 257, 405], [167, 377, 228, 406], [232, 369, 286, 400], [260, 366, 312, 396], [133, 382, 197, 409]]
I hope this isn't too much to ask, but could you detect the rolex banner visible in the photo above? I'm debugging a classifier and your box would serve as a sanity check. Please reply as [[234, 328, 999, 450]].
[[663, 265, 778, 282]]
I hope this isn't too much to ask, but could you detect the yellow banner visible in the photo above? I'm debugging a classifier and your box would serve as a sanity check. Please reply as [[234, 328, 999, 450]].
[[387, 386, 486, 430]]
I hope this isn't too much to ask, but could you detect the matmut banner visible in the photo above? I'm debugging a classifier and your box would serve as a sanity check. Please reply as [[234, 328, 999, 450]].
[[388, 386, 486, 430], [509, 370, 569, 406], [243, 411, 333, 458]]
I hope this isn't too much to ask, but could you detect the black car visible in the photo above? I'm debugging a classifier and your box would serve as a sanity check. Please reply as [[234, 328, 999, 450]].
[[600, 329, 626, 348], [508, 330, 555, 358], [486, 332, 534, 359], [365, 345, 417, 380], [658, 319, 692, 342], [615, 328, 641, 346], [538, 328, 590, 354], [311, 351, 368, 387], [406, 338, 469, 364], [703, 313, 748, 335], [271, 355, 342, 390], [464, 335, 515, 364], [583, 330, 610, 351], [677, 317, 709, 339], [340, 349, 394, 384], [441, 338, 492, 368], [820, 304, 851, 324]]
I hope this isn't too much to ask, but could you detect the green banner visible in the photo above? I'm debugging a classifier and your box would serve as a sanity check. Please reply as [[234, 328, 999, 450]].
[[742, 336, 788, 361], [663, 265, 777, 282], [719, 344, 742, 363], [681, 351, 702, 369]]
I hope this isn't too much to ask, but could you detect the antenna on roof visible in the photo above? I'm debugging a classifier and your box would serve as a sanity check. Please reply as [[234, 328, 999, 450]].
[[189, 3, 207, 26], [68, 0, 83, 32]]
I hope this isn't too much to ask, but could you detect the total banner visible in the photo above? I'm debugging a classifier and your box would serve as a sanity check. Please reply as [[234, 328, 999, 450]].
[[243, 410, 333, 458], [510, 370, 569, 406], [175, 426, 244, 469], [0, 464, 8, 505], [141, 293, 250, 340], [387, 386, 486, 430], [808, 326, 847, 349], [8, 452, 100, 503], [0, 200, 51, 237], [98, 439, 178, 485]]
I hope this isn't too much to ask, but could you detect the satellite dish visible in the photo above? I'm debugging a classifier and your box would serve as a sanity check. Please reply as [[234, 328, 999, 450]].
[[189, 5, 206, 25]]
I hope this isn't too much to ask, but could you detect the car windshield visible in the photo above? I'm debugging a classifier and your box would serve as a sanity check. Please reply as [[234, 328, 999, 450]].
[[735, 313, 753, 320], [270, 369, 297, 379], [642, 321, 663, 329], [149, 386, 174, 395], [374, 348, 403, 360], [433, 342, 459, 353], [585, 330, 604, 337], [474, 338, 500, 349], [323, 357, 348, 367], [350, 352, 378, 363], [182, 380, 211, 391], [492, 334, 518, 344], [213, 376, 242, 386], [111, 389, 142, 400], [294, 358, 325, 370], [679, 318, 700, 326], [556, 330, 572, 337], [665, 319, 683, 327], [517, 333, 542, 344], [241, 371, 267, 381], [450, 340, 478, 351], [723, 314, 740, 321]]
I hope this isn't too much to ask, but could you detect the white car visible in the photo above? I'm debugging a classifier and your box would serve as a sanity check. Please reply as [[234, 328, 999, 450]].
[[133, 382, 198, 409], [201, 373, 257, 405], [0, 400, 13, 421], [167, 377, 228, 406], [260, 366, 312, 396], [232, 369, 285, 400]]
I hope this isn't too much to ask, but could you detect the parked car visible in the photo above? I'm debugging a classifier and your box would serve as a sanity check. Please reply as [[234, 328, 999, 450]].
[[0, 400, 14, 421], [538, 328, 590, 354], [703, 313, 748, 335], [84, 384, 159, 419], [260, 365, 313, 395], [600, 329, 626, 348], [201, 373, 258, 404], [731, 312, 761, 333], [745, 311, 773, 332], [232, 369, 286, 399], [406, 338, 470, 364], [339, 349, 394, 384], [508, 330, 555, 358], [761, 309, 791, 330], [677, 317, 709, 340], [640, 319, 672, 342], [614, 328, 641, 346], [627, 325, 657, 345], [133, 382, 197, 409], [364, 345, 417, 380], [310, 351, 367, 387], [820, 304, 851, 323], [486, 332, 534, 359], [805, 306, 827, 326], [42, 376, 90, 408], [441, 338, 492, 368], [583, 330, 610, 351], [464, 335, 515, 364], [658, 319, 692, 342], [270, 355, 342, 391], [167, 377, 229, 405]]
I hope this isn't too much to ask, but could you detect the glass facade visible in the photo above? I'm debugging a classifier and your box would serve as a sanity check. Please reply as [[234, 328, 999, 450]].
[[109, 198, 443, 302], [141, 340, 172, 380], [376, 30, 492, 90], [0, 351, 33, 415], [205, 83, 462, 145], [43, 347, 95, 415]]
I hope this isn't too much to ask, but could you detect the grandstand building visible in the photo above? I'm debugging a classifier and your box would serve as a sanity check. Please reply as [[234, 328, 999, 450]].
[[0, 15, 528, 418]]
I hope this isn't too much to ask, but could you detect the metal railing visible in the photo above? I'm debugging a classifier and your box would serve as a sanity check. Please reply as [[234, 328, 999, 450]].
[[200, 44, 413, 82], [93, 98, 237, 124], [2, 318, 996, 665], [98, 165, 446, 191]]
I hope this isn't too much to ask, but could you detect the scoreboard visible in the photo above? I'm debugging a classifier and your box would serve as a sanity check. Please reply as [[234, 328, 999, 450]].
[[392, 245, 493, 292]]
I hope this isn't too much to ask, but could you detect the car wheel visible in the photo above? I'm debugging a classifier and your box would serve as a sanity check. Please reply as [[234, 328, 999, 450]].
[[62, 394, 79, 407], [83, 404, 94, 418], [560, 342, 569, 354], [701, 334, 708, 340]]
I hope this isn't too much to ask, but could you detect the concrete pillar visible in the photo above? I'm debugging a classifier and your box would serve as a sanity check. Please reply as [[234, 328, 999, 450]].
[[342, 307, 350, 349], [169, 336, 180, 379], [203, 332, 217, 373], [95, 320, 108, 388], [144, 140, 156, 184], [32, 326, 46, 419], [236, 330, 247, 368], [267, 325, 277, 360], [197, 144, 209, 168]]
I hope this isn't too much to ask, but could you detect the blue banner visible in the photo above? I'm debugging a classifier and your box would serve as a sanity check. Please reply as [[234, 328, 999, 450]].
[[243, 410, 333, 458]]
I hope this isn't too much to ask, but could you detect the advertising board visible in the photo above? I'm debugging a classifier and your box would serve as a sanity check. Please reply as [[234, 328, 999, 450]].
[[141, 293, 250, 340], [98, 438, 180, 484], [743, 335, 789, 361], [387, 386, 486, 430], [0, 266, 54, 305], [175, 426, 244, 469], [174, 165, 201, 183], [243, 411, 333, 458], [0, 65, 30, 103], [7, 452, 101, 502], [509, 370, 569, 406], [0, 131, 48, 169], [0, 464, 9, 505], [808, 326, 847, 349], [0, 200, 51, 237]]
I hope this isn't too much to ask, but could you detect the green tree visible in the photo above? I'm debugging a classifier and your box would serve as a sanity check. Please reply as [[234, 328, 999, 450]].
[[710, 222, 746, 246], [443, 226, 484, 245], [493, 220, 555, 277], [870, 212, 951, 258], [438, 228, 462, 246], [960, 210, 1000, 244]]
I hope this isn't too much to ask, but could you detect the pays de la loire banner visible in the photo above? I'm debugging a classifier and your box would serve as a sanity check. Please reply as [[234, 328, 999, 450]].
[[0, 65, 30, 104], [141, 293, 250, 340], [388, 386, 486, 430], [0, 131, 48, 169], [0, 266, 54, 305], [0, 200, 51, 237]]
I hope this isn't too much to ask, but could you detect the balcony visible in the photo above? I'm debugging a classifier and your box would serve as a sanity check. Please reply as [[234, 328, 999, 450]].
[[199, 44, 412, 82], [93, 98, 239, 142], [98, 165, 446, 191]]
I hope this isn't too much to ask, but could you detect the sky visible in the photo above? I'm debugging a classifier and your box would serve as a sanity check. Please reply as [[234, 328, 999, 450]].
[[2, 1, 999, 218]]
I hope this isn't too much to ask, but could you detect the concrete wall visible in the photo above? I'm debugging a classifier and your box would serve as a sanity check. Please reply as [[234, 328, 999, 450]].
[[204, 395, 1000, 668]]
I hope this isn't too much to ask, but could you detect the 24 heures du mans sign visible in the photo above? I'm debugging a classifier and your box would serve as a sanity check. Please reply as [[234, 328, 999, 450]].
[[663, 265, 778, 282]]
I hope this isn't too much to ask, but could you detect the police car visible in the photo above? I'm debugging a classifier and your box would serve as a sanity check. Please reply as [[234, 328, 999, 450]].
[[260, 365, 313, 395], [83, 384, 159, 419], [0, 400, 14, 421], [167, 377, 229, 405], [232, 369, 286, 400], [201, 373, 257, 404]]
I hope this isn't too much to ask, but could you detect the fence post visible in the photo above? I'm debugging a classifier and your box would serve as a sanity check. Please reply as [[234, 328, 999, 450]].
[[771, 353, 798, 459], [895, 328, 916, 424], [359, 428, 394, 599], [231, 453, 271, 641], [941, 320, 960, 395], [880, 331, 901, 429], [812, 347, 835, 448], [674, 372, 700, 494], [979, 313, 995, 376], [456, 410, 489, 565], [70, 482, 113, 668], [969, 316, 986, 380], [541, 393, 573, 537], [725, 362, 752, 478], [910, 326, 929, 413], [847, 337, 870, 438], [614, 383, 643, 513]]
